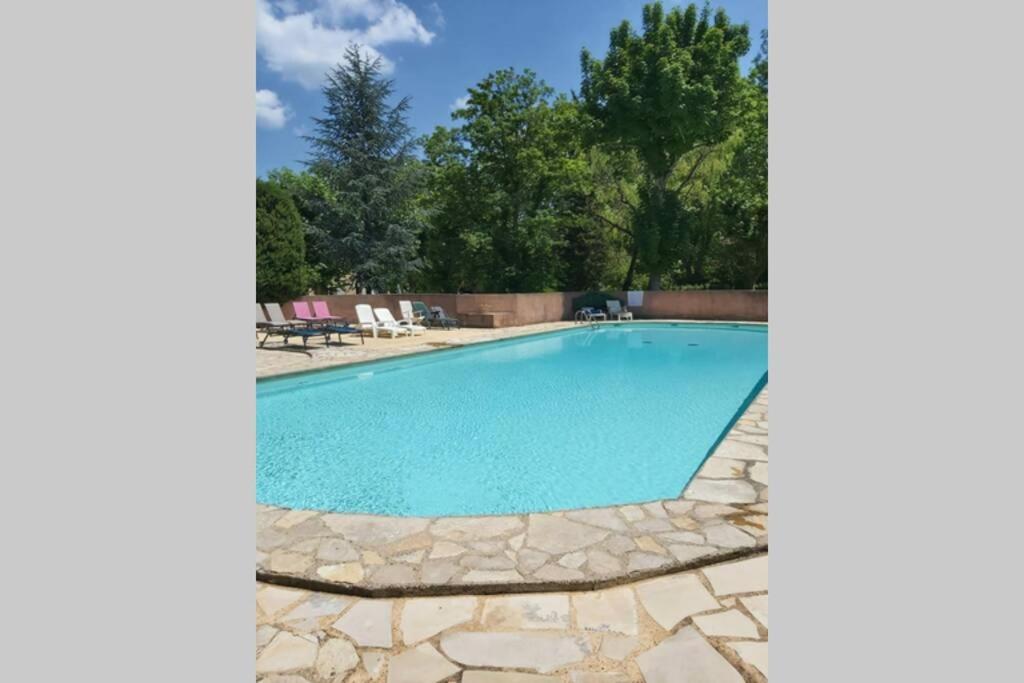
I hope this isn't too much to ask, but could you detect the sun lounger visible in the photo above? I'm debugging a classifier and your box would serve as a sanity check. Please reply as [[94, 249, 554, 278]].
[[374, 307, 424, 335], [429, 305, 461, 329], [355, 304, 407, 338], [258, 303, 330, 348], [292, 301, 362, 344], [411, 301, 438, 326], [399, 300, 426, 326], [606, 299, 633, 321]]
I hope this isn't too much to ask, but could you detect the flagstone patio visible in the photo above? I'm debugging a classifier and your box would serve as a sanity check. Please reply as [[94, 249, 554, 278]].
[[256, 553, 768, 682]]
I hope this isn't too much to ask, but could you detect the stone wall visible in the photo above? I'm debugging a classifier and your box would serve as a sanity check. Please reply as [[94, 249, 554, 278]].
[[287, 290, 767, 327]]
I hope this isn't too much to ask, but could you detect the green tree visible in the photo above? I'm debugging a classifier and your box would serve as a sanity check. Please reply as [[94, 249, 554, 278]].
[[266, 167, 340, 292], [581, 1, 751, 289], [418, 70, 610, 292], [306, 46, 424, 293], [256, 178, 307, 302]]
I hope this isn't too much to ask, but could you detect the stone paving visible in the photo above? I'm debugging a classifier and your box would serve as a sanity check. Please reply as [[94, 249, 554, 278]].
[[256, 385, 767, 595], [256, 321, 578, 379], [256, 552, 768, 682]]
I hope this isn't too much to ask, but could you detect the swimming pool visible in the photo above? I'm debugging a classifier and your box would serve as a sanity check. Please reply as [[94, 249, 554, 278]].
[[257, 323, 767, 517]]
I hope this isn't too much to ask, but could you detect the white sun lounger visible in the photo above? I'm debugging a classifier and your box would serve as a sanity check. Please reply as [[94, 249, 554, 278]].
[[355, 303, 406, 338], [607, 299, 633, 321], [374, 307, 425, 336]]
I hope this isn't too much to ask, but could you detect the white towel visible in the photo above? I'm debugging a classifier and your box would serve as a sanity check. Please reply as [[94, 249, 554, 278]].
[[627, 290, 644, 307]]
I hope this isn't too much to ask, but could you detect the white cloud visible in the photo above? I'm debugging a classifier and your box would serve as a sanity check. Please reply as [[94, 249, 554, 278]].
[[256, 89, 290, 129], [449, 95, 469, 112], [257, 0, 435, 90], [428, 2, 445, 29]]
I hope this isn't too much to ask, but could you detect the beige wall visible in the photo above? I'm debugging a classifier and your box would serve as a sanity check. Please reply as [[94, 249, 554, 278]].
[[287, 290, 767, 327]]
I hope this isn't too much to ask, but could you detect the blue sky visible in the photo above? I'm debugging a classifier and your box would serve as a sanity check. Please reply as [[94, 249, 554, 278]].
[[256, 0, 767, 177]]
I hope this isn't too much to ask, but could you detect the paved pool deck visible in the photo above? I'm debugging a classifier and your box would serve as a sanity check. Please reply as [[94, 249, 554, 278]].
[[257, 553, 768, 682]]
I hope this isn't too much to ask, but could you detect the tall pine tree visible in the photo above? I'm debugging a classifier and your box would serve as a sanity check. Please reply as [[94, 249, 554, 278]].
[[307, 47, 423, 293]]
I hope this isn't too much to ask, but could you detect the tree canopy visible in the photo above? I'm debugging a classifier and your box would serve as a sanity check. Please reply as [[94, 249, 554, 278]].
[[257, 3, 767, 295], [256, 179, 307, 302]]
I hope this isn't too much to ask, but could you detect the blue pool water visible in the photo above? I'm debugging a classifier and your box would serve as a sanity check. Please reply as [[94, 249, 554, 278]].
[[257, 323, 767, 517]]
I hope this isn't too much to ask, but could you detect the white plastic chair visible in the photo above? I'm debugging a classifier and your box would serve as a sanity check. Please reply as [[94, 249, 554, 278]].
[[373, 307, 421, 336]]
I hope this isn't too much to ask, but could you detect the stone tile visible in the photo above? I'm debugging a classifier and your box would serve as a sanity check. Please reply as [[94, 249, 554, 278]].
[[636, 573, 720, 630], [625, 552, 673, 572], [387, 643, 460, 683], [749, 461, 768, 485], [370, 564, 417, 585], [508, 533, 526, 550], [430, 516, 524, 541], [315, 637, 360, 681], [401, 596, 477, 644], [256, 624, 278, 650], [631, 518, 674, 533], [380, 531, 436, 557], [704, 524, 757, 549], [692, 503, 742, 520], [321, 515, 430, 545], [440, 632, 590, 673], [269, 551, 313, 574], [481, 594, 571, 630], [363, 550, 385, 565], [600, 634, 639, 660], [332, 600, 393, 648], [658, 530, 704, 545], [275, 509, 319, 529], [697, 457, 747, 479], [420, 559, 460, 584], [468, 540, 507, 555], [684, 479, 758, 504], [259, 674, 310, 683], [517, 548, 550, 574], [729, 641, 768, 678], [569, 674, 630, 683], [572, 586, 639, 635], [526, 515, 610, 554], [636, 626, 742, 683], [558, 551, 587, 569], [428, 541, 466, 559], [460, 554, 517, 570], [361, 651, 386, 679], [394, 549, 426, 564], [564, 507, 629, 531], [257, 585, 308, 618], [712, 440, 768, 462], [641, 501, 668, 518], [634, 536, 667, 555], [585, 548, 622, 574], [534, 564, 585, 581], [461, 569, 524, 583], [667, 544, 717, 564], [462, 673, 559, 683], [618, 505, 645, 522], [280, 594, 355, 632], [601, 535, 636, 556], [702, 555, 768, 595], [255, 632, 318, 674], [693, 609, 760, 638], [669, 516, 700, 530], [734, 433, 768, 446], [740, 595, 768, 628], [316, 538, 361, 563], [664, 500, 696, 515], [316, 562, 365, 583]]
